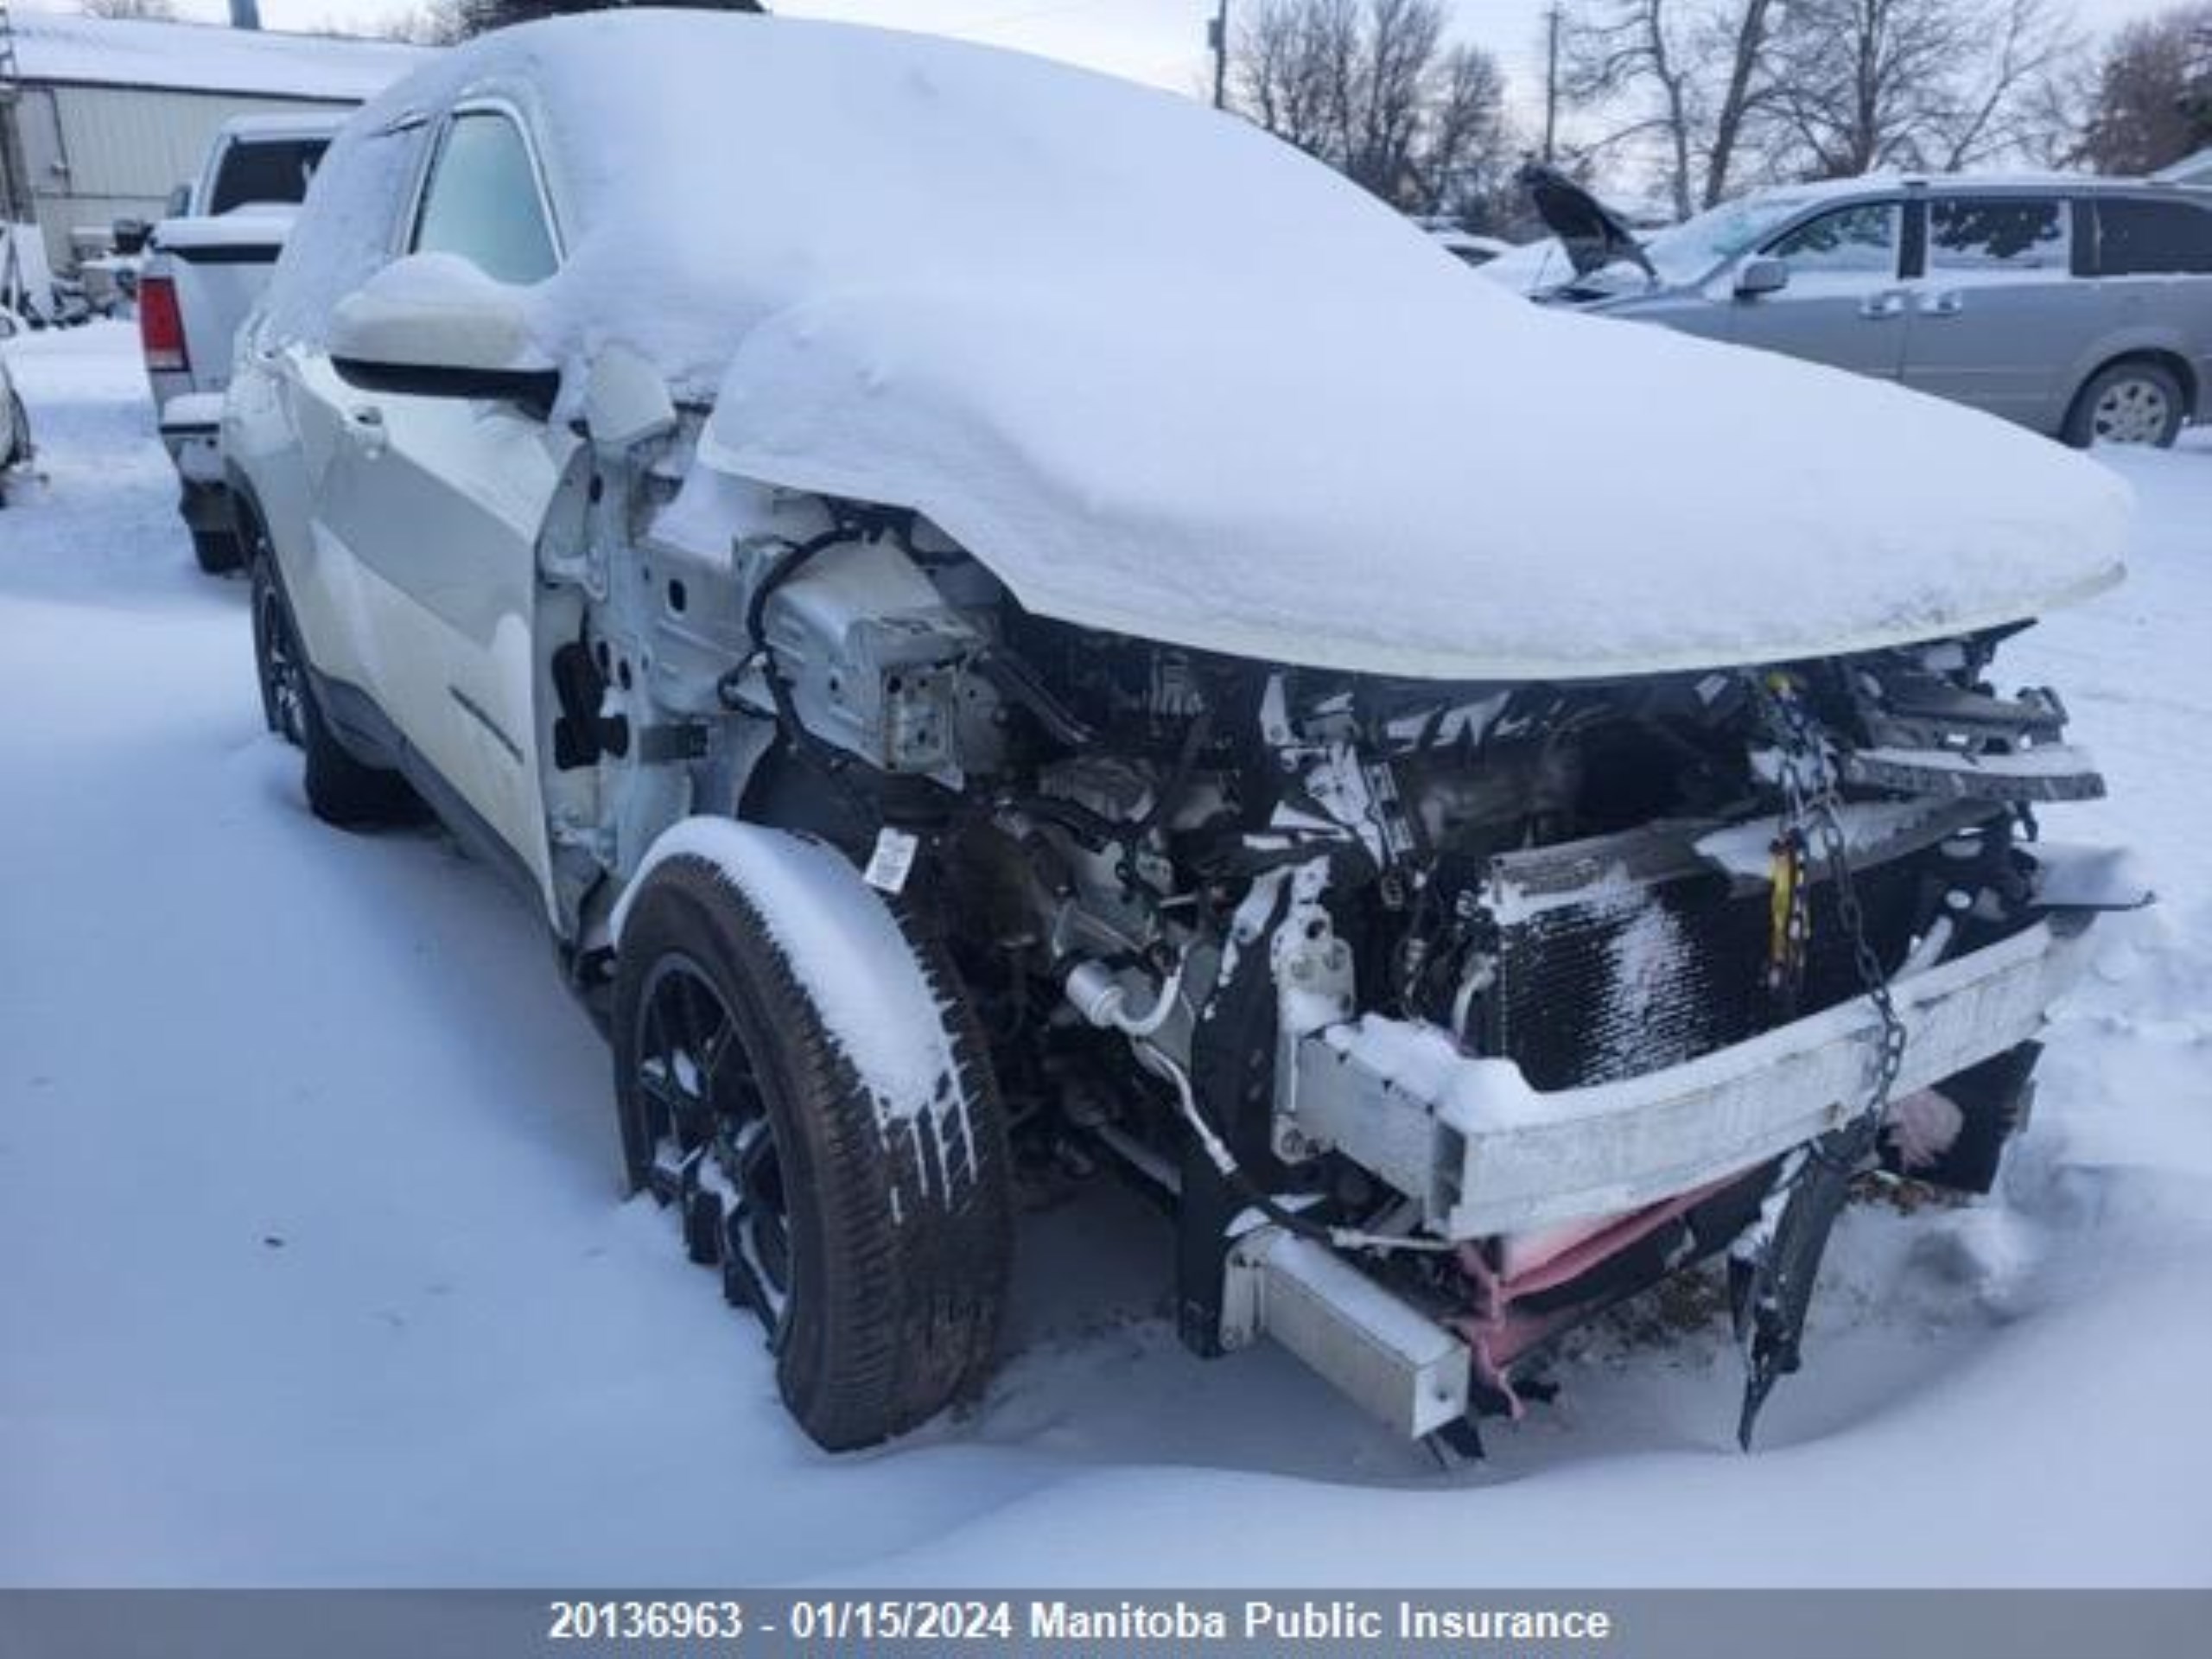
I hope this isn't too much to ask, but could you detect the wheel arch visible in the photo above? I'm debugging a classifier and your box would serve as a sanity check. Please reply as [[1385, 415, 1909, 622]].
[[610, 817, 1012, 1449], [2065, 344, 2198, 428]]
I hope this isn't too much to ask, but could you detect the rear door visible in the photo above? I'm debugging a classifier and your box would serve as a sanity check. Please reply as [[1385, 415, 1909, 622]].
[[308, 102, 575, 889], [1901, 193, 2075, 427], [1728, 198, 1911, 378], [2082, 193, 2212, 418]]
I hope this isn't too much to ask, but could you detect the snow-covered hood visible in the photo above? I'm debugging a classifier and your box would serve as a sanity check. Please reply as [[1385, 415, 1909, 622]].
[[345, 15, 2131, 682], [696, 279, 2126, 678]]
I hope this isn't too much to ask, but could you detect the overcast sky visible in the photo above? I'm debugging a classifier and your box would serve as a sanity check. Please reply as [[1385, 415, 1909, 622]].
[[156, 0, 2189, 128]]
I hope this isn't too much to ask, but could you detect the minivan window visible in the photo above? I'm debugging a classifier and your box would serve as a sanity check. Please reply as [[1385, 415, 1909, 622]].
[[207, 139, 329, 214], [1764, 202, 1899, 275], [410, 111, 558, 285], [1927, 197, 2068, 272], [2096, 197, 2212, 275]]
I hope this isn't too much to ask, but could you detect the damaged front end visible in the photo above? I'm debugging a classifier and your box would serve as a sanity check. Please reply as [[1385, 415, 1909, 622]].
[[918, 617, 2141, 1447], [580, 486, 2139, 1450], [1181, 644, 2140, 1446]]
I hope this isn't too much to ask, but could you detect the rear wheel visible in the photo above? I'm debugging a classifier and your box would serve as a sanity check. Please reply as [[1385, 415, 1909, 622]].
[[191, 527, 245, 575], [2063, 360, 2185, 448], [613, 846, 1011, 1451], [248, 549, 422, 827], [251, 556, 308, 747]]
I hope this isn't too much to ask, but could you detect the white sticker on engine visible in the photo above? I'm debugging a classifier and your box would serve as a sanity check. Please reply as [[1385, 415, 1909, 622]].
[[863, 826, 920, 895]]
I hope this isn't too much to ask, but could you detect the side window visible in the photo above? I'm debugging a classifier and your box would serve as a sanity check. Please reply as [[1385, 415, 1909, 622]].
[[410, 111, 558, 285], [1927, 197, 2068, 273], [2095, 198, 2212, 276], [1763, 203, 1899, 276]]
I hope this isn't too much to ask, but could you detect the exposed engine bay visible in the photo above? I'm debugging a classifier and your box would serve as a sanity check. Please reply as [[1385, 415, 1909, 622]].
[[535, 453, 2139, 1449]]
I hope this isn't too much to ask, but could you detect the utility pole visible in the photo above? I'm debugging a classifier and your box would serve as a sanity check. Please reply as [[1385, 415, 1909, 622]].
[[1210, 0, 1230, 111], [1541, 3, 1561, 164]]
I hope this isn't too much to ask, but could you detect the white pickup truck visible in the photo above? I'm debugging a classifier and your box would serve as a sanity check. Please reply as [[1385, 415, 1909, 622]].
[[139, 111, 346, 573]]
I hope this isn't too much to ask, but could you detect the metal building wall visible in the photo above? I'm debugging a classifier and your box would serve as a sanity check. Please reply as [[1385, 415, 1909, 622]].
[[13, 80, 347, 269]]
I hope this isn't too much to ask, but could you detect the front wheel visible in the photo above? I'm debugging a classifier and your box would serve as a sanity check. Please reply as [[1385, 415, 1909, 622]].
[[2063, 360, 2185, 448], [613, 837, 1011, 1451]]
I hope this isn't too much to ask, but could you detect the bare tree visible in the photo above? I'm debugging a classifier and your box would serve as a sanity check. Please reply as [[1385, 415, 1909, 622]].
[[364, 2, 474, 44], [1561, 0, 1700, 219], [448, 0, 763, 38], [1232, 0, 1513, 218], [2081, 2, 2212, 174], [1700, 0, 1777, 204], [1930, 0, 2082, 169], [77, 0, 180, 20], [1761, 0, 2078, 179], [1557, 2, 1780, 218]]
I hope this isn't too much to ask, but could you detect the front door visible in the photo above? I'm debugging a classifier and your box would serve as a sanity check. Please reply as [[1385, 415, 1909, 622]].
[[306, 105, 574, 891], [1729, 200, 1911, 380]]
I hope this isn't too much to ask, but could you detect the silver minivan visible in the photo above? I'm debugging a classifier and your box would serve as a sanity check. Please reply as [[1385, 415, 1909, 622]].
[[1522, 169, 2212, 447]]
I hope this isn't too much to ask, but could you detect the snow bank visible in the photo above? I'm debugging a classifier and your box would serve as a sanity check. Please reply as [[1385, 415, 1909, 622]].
[[271, 12, 2128, 683]]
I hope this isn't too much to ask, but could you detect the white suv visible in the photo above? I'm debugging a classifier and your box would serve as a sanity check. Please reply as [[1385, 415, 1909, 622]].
[[226, 14, 2139, 1453]]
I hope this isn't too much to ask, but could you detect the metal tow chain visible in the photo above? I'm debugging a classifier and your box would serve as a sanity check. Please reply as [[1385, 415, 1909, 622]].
[[1733, 671, 1912, 1447], [1756, 673, 1910, 1122]]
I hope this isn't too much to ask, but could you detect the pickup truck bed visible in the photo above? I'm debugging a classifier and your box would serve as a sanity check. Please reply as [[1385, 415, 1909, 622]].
[[139, 114, 345, 573]]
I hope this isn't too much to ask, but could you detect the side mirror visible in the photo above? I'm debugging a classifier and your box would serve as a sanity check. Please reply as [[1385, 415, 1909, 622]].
[[111, 217, 151, 257], [329, 253, 559, 413], [1734, 257, 1789, 299]]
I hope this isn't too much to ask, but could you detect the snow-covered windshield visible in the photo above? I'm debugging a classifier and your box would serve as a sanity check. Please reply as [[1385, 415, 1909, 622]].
[[1639, 191, 1823, 283]]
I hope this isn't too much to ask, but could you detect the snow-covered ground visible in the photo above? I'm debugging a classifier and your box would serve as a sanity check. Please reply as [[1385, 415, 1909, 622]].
[[2, 322, 2207, 1587]]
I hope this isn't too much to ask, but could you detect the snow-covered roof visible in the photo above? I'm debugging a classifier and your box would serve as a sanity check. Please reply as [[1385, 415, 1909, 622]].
[[280, 14, 2127, 682], [10, 10, 427, 102], [2156, 146, 2212, 184]]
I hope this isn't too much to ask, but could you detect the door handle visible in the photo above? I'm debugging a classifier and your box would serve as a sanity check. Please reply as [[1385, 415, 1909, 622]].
[[343, 404, 388, 459], [1920, 289, 1965, 317], [1858, 290, 1908, 320]]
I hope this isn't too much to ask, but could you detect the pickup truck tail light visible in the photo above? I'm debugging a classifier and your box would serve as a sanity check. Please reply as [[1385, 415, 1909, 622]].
[[138, 276, 188, 374]]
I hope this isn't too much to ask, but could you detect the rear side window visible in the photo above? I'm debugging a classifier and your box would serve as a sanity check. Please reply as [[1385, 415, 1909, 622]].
[[410, 111, 558, 285], [1927, 198, 2068, 272], [207, 139, 329, 214], [2095, 198, 2212, 275], [1764, 202, 1900, 275]]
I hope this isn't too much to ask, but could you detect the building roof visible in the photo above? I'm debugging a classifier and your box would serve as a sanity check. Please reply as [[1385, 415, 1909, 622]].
[[10, 10, 429, 102]]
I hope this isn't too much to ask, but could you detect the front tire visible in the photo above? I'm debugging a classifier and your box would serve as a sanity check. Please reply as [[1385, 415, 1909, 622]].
[[613, 846, 1011, 1451], [2063, 360, 2185, 448]]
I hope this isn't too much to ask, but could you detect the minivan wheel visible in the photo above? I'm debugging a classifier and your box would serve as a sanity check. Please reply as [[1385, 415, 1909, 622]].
[[2063, 361, 2185, 448], [248, 551, 423, 826], [613, 848, 1011, 1452]]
